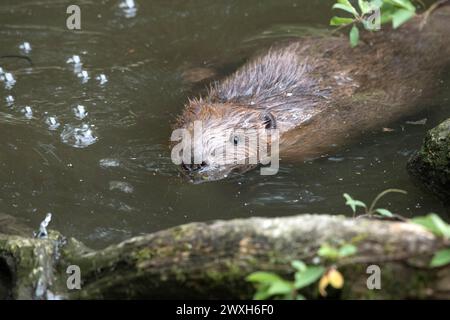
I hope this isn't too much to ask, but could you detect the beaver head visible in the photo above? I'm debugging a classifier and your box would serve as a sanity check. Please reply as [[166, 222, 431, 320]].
[[172, 99, 277, 183]]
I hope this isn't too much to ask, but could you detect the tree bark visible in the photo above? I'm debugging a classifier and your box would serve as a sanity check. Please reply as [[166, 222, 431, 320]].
[[0, 214, 449, 300]]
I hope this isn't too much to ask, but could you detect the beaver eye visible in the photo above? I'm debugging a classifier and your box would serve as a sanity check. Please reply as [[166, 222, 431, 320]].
[[232, 135, 239, 146]]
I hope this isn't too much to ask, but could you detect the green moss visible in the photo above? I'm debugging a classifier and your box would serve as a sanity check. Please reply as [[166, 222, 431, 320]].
[[408, 118, 450, 202], [133, 248, 153, 263]]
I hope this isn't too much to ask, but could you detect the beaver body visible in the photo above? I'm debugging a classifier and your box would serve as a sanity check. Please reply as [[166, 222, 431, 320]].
[[175, 8, 450, 182]]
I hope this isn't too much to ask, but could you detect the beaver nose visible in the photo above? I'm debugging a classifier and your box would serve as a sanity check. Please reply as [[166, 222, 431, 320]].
[[182, 161, 207, 172]]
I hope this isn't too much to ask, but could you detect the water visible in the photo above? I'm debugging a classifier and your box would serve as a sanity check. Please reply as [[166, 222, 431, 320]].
[[0, 0, 448, 249]]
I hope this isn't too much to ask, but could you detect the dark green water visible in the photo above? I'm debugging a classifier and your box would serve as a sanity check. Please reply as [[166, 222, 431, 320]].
[[0, 0, 448, 249]]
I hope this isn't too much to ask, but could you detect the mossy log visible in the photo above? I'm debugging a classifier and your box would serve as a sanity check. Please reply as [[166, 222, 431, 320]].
[[0, 214, 449, 300]]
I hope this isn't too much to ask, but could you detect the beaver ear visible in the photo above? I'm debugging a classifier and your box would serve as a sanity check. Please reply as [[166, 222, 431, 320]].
[[261, 112, 277, 129]]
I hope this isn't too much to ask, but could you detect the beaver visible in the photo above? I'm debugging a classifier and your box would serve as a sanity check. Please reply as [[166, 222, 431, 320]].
[[172, 6, 450, 183]]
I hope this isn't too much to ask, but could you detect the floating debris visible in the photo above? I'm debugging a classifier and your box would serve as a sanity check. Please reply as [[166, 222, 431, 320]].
[[406, 118, 427, 125], [60, 123, 98, 148], [328, 156, 345, 162], [77, 70, 90, 83], [99, 158, 120, 168], [35, 213, 52, 239], [45, 116, 61, 130], [119, 0, 137, 18], [22, 106, 33, 119], [73, 104, 88, 119], [109, 181, 134, 194], [19, 42, 32, 53], [96, 73, 108, 85], [5, 95, 14, 106]]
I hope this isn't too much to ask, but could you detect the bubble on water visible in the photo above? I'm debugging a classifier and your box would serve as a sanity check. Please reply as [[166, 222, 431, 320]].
[[109, 181, 134, 194], [119, 0, 137, 18], [99, 158, 120, 168], [45, 116, 61, 130], [60, 123, 98, 148], [19, 42, 32, 53], [77, 70, 90, 83], [5, 95, 14, 106], [73, 104, 88, 119], [22, 106, 33, 119], [96, 74, 108, 85]]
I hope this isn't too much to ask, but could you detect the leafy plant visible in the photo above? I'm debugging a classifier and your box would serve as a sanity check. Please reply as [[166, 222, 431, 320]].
[[429, 249, 450, 268], [247, 191, 450, 300], [343, 188, 407, 217], [330, 0, 418, 47], [412, 213, 450, 239], [246, 260, 326, 300], [412, 213, 450, 267]]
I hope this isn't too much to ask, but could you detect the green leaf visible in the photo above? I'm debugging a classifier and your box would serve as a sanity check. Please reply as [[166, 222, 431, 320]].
[[349, 25, 359, 47], [430, 249, 450, 268], [338, 244, 357, 257], [375, 208, 394, 217], [391, 8, 415, 29], [389, 0, 416, 11], [332, 2, 358, 16], [343, 193, 366, 213], [291, 260, 307, 272], [253, 287, 272, 300], [358, 0, 371, 15], [330, 16, 355, 26], [294, 266, 326, 289], [412, 214, 450, 239], [246, 271, 284, 284], [430, 214, 450, 238], [267, 280, 294, 296], [318, 244, 340, 260]]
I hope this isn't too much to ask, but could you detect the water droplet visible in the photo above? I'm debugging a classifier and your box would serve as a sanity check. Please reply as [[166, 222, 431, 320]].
[[119, 0, 137, 18], [60, 123, 98, 148], [73, 104, 88, 119], [5, 95, 14, 106], [2, 72, 16, 89], [96, 74, 108, 85], [66, 55, 81, 65], [45, 116, 61, 130], [22, 106, 33, 119], [19, 42, 32, 53], [77, 70, 90, 83], [67, 55, 83, 73]]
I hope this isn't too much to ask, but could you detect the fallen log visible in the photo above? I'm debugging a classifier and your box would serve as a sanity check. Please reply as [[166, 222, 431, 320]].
[[0, 214, 449, 300]]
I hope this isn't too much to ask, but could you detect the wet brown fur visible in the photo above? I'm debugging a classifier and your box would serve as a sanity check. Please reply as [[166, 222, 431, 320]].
[[175, 8, 450, 179]]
